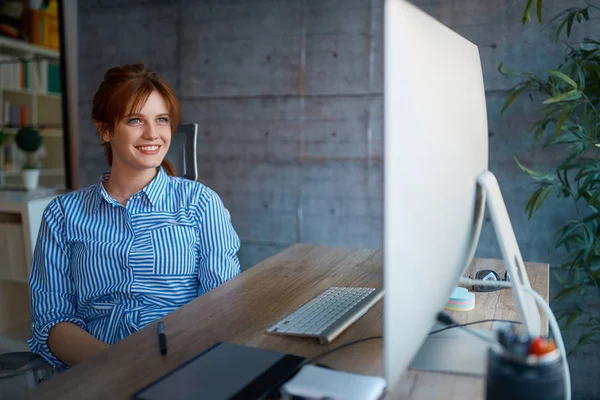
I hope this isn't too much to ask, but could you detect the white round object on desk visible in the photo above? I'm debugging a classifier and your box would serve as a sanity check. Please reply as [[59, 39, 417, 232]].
[[445, 286, 475, 312]]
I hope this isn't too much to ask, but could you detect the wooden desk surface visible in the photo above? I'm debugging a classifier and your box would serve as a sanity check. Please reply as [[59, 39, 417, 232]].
[[26, 244, 549, 400]]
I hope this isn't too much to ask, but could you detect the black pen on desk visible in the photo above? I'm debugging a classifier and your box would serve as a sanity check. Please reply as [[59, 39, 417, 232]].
[[157, 321, 167, 355]]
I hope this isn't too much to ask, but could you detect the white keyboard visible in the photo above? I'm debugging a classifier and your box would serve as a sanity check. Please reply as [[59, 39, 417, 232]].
[[265, 287, 384, 344]]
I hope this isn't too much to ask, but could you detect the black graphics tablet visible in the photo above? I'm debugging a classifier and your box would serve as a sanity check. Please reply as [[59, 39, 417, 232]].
[[134, 342, 305, 400]]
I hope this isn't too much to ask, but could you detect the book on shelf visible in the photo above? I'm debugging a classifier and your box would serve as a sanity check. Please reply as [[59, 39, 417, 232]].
[[0, 55, 59, 94], [3, 100, 27, 127], [25, 0, 60, 51]]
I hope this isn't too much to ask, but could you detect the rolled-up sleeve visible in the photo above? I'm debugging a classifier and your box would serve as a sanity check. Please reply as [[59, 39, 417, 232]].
[[197, 188, 241, 295], [28, 198, 86, 368]]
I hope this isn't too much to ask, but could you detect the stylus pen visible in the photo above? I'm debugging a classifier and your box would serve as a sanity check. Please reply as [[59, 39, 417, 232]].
[[157, 321, 167, 355]]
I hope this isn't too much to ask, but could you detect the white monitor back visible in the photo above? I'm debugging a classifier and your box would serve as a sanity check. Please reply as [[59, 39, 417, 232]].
[[384, 0, 489, 388]]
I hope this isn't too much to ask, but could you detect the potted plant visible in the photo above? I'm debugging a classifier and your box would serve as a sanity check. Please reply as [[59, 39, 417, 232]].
[[15, 127, 43, 190], [500, 1, 600, 354]]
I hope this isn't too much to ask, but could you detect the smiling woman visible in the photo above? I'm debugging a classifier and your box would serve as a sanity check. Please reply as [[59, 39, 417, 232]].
[[93, 63, 179, 184], [26, 63, 241, 370]]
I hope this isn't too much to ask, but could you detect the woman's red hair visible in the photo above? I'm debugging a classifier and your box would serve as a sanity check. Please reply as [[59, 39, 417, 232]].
[[91, 63, 179, 176]]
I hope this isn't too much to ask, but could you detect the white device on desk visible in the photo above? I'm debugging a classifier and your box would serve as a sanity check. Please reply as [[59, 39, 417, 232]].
[[281, 364, 386, 400], [384, 1, 569, 400]]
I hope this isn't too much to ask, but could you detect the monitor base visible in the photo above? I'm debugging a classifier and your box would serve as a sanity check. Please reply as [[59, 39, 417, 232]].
[[409, 324, 496, 376]]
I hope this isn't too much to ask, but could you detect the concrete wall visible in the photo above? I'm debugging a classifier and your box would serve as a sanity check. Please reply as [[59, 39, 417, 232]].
[[77, 1, 598, 397]]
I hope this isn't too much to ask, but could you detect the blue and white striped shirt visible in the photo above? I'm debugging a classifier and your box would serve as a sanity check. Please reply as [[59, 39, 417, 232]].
[[28, 167, 241, 368]]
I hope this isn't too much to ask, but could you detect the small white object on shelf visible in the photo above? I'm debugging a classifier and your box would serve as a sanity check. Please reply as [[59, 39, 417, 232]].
[[21, 169, 40, 191]]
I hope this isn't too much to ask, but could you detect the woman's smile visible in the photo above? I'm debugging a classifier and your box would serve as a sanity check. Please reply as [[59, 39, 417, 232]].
[[136, 145, 162, 155]]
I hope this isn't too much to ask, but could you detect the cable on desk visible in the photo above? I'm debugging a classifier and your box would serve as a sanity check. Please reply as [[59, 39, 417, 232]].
[[430, 318, 521, 335], [434, 313, 521, 344], [303, 336, 383, 366], [304, 318, 521, 367]]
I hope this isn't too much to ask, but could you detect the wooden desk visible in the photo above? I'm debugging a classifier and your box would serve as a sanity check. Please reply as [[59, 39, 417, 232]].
[[25, 244, 549, 400]]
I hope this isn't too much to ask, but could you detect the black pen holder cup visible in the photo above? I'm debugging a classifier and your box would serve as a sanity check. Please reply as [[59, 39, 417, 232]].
[[485, 348, 565, 400]]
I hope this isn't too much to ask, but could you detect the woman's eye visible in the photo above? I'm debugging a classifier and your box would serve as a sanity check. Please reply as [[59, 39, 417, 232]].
[[128, 118, 141, 125], [157, 117, 169, 124]]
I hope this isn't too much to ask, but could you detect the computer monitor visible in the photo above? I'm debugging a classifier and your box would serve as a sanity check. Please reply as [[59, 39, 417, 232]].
[[383, 0, 542, 390]]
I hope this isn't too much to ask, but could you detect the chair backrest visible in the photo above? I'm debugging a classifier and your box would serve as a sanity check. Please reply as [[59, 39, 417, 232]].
[[0, 352, 58, 396], [166, 123, 198, 181], [165, 123, 231, 221]]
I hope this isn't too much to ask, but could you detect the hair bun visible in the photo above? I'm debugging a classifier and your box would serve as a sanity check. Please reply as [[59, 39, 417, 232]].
[[103, 63, 155, 81]]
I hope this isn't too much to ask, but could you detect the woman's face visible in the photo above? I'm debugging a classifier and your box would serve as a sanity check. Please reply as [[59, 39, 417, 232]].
[[101, 90, 172, 174]]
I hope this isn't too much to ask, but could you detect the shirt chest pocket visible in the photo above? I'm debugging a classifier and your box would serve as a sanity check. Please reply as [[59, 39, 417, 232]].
[[150, 225, 198, 275]]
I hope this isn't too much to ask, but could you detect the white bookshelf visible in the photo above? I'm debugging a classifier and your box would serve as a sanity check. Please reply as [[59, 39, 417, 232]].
[[0, 190, 58, 351], [0, 36, 59, 59], [0, 36, 64, 189]]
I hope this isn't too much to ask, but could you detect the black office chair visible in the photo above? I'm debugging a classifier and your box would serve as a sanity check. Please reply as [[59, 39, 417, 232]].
[[0, 352, 58, 397], [166, 123, 230, 220], [165, 123, 199, 181]]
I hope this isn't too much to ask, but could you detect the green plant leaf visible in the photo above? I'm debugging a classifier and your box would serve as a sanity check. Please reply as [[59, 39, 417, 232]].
[[573, 322, 594, 329], [560, 168, 571, 194], [567, 12, 576, 37], [526, 187, 544, 218], [577, 67, 586, 90], [588, 188, 600, 205], [553, 270, 566, 285], [555, 17, 569, 42], [536, 0, 543, 23], [582, 8, 590, 20], [554, 286, 580, 301], [581, 190, 600, 212], [542, 89, 581, 104], [556, 224, 583, 250], [522, 0, 534, 25], [569, 332, 596, 355], [547, 69, 578, 88], [555, 134, 579, 145], [498, 62, 532, 79], [497, 62, 507, 75], [514, 157, 555, 181], [501, 87, 525, 114], [552, 107, 571, 142], [583, 212, 600, 224], [536, 185, 553, 211], [565, 311, 582, 329], [585, 63, 600, 74]]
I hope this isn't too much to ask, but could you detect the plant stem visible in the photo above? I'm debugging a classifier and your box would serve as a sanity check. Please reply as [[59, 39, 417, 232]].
[[584, 1, 600, 12], [581, 93, 599, 115]]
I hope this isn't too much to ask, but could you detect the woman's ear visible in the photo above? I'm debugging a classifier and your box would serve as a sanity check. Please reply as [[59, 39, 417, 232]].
[[97, 122, 111, 143]]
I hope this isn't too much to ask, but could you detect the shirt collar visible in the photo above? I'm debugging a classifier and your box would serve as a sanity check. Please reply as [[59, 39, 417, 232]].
[[93, 167, 169, 211], [143, 166, 169, 207]]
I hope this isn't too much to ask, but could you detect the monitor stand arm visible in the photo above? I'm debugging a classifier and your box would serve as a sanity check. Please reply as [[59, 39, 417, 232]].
[[409, 170, 543, 377], [475, 170, 542, 339]]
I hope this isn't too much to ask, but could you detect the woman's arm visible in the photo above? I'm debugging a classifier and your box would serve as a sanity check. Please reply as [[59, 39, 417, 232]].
[[48, 322, 109, 366], [29, 198, 107, 367], [197, 188, 241, 295]]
